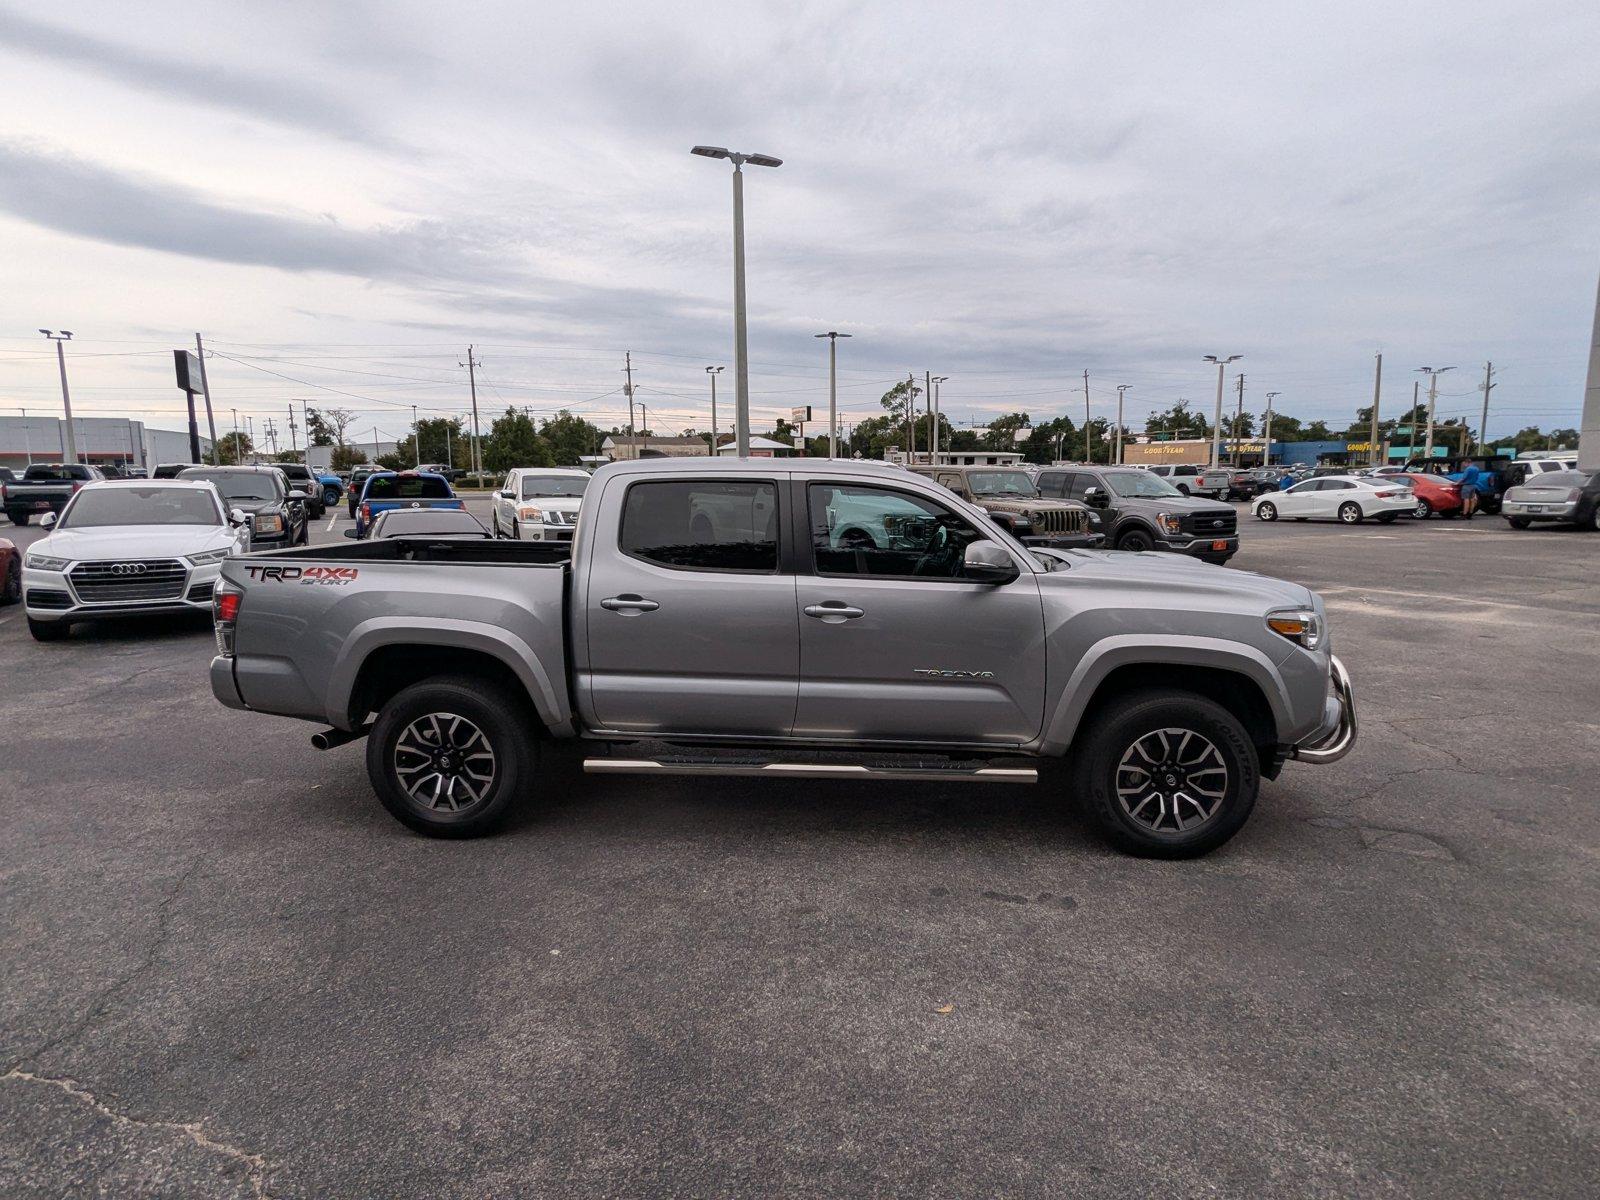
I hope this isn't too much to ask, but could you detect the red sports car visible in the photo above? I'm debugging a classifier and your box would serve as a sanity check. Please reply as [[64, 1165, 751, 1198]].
[[1397, 473, 1463, 519], [0, 537, 18, 605]]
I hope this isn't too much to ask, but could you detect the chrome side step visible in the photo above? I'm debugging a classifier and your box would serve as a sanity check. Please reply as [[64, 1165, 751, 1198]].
[[583, 759, 1038, 784]]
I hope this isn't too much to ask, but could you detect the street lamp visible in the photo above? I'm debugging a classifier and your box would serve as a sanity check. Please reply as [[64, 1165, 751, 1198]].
[[931, 376, 949, 460], [1203, 355, 1242, 467], [40, 329, 79, 464], [1264, 391, 1280, 468], [813, 332, 853, 459], [705, 365, 724, 456], [1115, 384, 1131, 464], [1415, 366, 1455, 461], [692, 145, 782, 457]]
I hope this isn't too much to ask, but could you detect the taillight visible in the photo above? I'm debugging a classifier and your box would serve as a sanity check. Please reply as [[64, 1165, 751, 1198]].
[[213, 581, 242, 657]]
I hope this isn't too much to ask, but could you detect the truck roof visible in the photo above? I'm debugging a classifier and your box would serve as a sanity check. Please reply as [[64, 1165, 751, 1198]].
[[597, 456, 913, 481]]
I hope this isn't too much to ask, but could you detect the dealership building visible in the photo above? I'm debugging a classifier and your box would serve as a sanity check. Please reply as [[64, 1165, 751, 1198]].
[[1117, 437, 1453, 469], [0, 415, 212, 472]]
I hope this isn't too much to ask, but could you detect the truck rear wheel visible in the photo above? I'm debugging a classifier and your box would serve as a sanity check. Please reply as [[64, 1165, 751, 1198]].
[[366, 676, 534, 838], [1071, 691, 1259, 858]]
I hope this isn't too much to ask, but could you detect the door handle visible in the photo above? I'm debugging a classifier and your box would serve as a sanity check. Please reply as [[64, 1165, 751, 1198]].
[[804, 602, 865, 622], [601, 594, 660, 613]]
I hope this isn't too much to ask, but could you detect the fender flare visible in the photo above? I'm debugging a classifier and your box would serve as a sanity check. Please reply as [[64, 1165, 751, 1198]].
[[326, 617, 572, 735], [1037, 634, 1292, 755], [1111, 518, 1159, 547]]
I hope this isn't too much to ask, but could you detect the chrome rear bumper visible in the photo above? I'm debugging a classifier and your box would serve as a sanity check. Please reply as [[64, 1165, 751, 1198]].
[[1290, 655, 1357, 765]]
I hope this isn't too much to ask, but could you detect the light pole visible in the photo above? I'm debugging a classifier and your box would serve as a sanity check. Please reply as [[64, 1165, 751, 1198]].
[[1115, 385, 1131, 464], [1416, 366, 1455, 461], [705, 365, 724, 456], [412, 405, 421, 467], [1203, 355, 1242, 467], [1264, 392, 1280, 468], [813, 332, 851, 459], [932, 376, 948, 460], [692, 145, 782, 457], [39, 330, 78, 464]]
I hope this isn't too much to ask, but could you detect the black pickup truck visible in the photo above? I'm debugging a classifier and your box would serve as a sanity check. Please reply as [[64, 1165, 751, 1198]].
[[2, 464, 104, 525], [1037, 465, 1239, 563]]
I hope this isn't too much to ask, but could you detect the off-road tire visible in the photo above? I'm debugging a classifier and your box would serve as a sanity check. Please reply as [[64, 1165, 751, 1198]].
[[366, 675, 536, 838], [1072, 690, 1259, 858]]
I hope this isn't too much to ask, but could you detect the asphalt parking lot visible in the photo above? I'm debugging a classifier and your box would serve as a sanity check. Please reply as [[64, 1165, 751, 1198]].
[[2, 497, 1596, 1198]]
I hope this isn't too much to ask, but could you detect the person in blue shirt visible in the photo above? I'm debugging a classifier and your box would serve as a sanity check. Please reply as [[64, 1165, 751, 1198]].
[[1457, 462, 1483, 518], [1278, 470, 1296, 491]]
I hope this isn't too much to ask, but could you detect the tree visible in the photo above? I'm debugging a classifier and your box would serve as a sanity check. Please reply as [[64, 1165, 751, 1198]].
[[983, 412, 1031, 450], [218, 432, 253, 466], [319, 407, 356, 448], [411, 417, 466, 466], [483, 407, 549, 472], [1303, 420, 1334, 441], [1145, 399, 1209, 440], [304, 408, 335, 447], [539, 411, 601, 465], [879, 380, 922, 443], [330, 444, 367, 472]]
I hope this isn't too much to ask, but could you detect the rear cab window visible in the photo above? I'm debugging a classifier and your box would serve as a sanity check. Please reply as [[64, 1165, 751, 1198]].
[[366, 475, 454, 501]]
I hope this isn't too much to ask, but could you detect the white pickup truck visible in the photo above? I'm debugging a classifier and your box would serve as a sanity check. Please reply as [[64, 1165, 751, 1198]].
[[211, 457, 1356, 858], [1145, 463, 1232, 499]]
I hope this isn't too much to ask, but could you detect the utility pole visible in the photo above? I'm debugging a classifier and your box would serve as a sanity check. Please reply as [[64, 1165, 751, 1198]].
[[461, 346, 483, 480], [1581, 270, 1600, 473], [1477, 362, 1496, 454], [245, 416, 255, 461], [623, 352, 637, 440], [1417, 366, 1455, 462], [906, 372, 916, 459], [372, 427, 380, 463], [1233, 373, 1246, 464], [195, 334, 220, 464], [1082, 370, 1093, 463], [39, 330, 78, 464], [1263, 391, 1280, 469], [705, 365, 724, 456], [230, 407, 239, 464], [1368, 353, 1383, 466], [263, 417, 278, 456], [287, 404, 299, 458], [412, 405, 421, 467], [1203, 355, 1242, 467], [1115, 385, 1131, 465]]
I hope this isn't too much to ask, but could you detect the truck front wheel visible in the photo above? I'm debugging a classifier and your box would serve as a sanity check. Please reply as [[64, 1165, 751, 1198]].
[[1071, 691, 1259, 858], [366, 676, 535, 838]]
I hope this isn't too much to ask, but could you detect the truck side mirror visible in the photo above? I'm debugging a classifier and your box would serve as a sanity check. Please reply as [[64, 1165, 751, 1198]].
[[40, 512, 57, 529], [229, 507, 248, 525], [1083, 487, 1109, 507], [963, 541, 1019, 584]]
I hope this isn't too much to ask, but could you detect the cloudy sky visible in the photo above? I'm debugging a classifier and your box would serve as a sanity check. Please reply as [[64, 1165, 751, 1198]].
[[1, 0, 1596, 447]]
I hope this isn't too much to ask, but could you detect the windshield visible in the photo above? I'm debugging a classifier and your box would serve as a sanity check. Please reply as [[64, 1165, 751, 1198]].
[[1106, 471, 1183, 499], [966, 471, 1037, 497], [180, 471, 281, 501], [62, 487, 221, 528], [521, 475, 590, 499]]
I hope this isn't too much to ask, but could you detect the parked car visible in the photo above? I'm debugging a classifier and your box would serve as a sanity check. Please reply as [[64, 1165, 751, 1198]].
[[211, 457, 1356, 857], [1252, 475, 1415, 524], [1388, 473, 1462, 519], [21, 480, 248, 640], [906, 464, 1101, 548], [152, 463, 202, 479], [418, 463, 462, 483], [354, 470, 463, 538], [1402, 455, 1520, 513], [1500, 470, 1599, 531], [276, 462, 343, 515], [346, 467, 379, 518], [177, 466, 310, 549], [0, 467, 14, 485], [1037, 465, 1238, 562], [352, 508, 492, 540], [0, 536, 19, 605], [491, 467, 590, 541], [3, 463, 104, 525], [1143, 463, 1231, 498]]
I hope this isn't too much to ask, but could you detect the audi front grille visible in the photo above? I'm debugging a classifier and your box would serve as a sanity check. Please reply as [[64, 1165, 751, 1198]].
[[69, 558, 188, 604]]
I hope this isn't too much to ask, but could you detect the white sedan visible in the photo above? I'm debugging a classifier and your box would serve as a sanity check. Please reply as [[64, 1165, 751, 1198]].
[[489, 467, 590, 541], [22, 479, 248, 641], [1252, 475, 1416, 525]]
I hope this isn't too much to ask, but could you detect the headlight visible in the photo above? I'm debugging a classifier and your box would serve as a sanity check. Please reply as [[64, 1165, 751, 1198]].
[[1156, 512, 1182, 534], [25, 552, 71, 571], [1266, 608, 1324, 651], [517, 506, 544, 521], [186, 548, 231, 566], [253, 513, 285, 534]]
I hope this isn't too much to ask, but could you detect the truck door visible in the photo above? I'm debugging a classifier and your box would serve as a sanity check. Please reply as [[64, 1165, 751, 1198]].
[[580, 475, 799, 736], [793, 480, 1046, 746]]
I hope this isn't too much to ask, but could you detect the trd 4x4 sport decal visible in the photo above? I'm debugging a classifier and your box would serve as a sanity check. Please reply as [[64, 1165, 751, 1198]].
[[243, 565, 359, 585]]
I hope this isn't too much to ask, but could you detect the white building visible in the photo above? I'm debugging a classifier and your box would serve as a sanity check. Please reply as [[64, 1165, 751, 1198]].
[[0, 415, 213, 471]]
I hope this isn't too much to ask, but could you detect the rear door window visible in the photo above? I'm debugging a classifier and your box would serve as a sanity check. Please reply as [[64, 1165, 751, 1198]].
[[620, 480, 778, 573]]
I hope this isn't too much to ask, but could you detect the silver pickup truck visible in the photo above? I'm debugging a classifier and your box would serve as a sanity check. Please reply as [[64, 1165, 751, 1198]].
[[211, 458, 1355, 857]]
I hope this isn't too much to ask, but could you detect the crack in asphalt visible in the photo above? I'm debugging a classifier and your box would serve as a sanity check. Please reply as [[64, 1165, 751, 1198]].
[[6, 858, 203, 1073], [2, 1069, 275, 1199]]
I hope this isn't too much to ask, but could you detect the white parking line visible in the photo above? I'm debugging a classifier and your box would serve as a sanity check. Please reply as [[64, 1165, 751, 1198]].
[[325, 514, 338, 532]]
